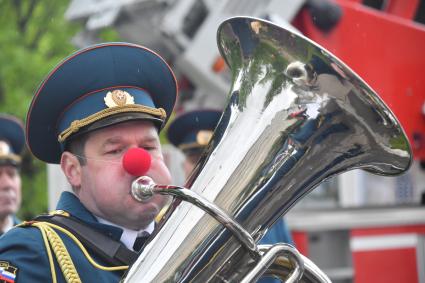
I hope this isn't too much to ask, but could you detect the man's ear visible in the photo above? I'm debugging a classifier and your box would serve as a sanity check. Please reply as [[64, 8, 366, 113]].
[[60, 152, 82, 189]]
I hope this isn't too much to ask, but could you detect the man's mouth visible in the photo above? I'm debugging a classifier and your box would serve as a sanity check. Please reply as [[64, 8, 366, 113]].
[[0, 198, 15, 206], [0, 191, 17, 204]]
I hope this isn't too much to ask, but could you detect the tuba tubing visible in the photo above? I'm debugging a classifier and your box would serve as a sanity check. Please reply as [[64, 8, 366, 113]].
[[129, 176, 325, 282], [123, 16, 412, 282]]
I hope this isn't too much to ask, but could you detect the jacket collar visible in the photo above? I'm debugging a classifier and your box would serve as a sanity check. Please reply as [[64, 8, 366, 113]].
[[12, 215, 20, 225]]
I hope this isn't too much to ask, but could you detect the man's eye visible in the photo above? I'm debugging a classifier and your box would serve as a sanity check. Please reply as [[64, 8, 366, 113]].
[[143, 146, 157, 151], [7, 169, 17, 178], [107, 148, 123, 154]]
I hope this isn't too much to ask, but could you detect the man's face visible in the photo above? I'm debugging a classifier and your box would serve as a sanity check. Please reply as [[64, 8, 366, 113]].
[[68, 120, 171, 230], [0, 165, 21, 219]]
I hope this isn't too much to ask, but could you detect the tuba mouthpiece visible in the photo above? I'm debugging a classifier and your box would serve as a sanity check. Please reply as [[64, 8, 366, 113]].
[[131, 176, 156, 202]]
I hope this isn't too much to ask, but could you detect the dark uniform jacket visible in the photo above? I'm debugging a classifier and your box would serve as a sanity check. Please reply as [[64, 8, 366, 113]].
[[258, 218, 293, 283], [0, 192, 293, 283], [0, 192, 127, 282], [260, 218, 293, 246]]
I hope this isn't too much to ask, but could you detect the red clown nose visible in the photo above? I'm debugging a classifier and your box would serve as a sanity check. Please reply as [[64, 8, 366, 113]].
[[122, 148, 152, 176]]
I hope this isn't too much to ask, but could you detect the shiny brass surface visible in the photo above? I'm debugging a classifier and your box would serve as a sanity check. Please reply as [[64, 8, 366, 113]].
[[123, 16, 411, 282]]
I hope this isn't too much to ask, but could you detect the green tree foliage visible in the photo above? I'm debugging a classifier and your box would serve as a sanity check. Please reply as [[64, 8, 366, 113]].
[[0, 0, 81, 219]]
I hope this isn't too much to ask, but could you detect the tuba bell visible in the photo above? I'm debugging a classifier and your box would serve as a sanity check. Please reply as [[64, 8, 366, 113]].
[[122, 16, 412, 282]]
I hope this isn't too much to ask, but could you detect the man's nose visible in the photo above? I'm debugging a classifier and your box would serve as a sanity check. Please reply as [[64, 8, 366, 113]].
[[122, 148, 152, 176]]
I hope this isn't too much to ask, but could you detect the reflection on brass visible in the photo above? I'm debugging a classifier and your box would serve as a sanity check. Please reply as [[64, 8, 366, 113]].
[[124, 17, 411, 282], [250, 21, 262, 34]]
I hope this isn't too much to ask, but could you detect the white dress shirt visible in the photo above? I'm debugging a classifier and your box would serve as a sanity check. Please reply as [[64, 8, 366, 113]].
[[95, 216, 154, 251], [0, 215, 13, 235]]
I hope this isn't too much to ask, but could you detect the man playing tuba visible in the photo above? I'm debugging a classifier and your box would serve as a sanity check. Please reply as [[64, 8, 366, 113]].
[[0, 42, 177, 283]]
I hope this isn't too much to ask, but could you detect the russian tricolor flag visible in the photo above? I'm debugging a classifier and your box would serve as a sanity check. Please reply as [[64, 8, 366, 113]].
[[0, 266, 16, 283]]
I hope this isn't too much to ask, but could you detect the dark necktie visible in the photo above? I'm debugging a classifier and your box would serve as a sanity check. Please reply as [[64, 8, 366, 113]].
[[133, 231, 150, 252]]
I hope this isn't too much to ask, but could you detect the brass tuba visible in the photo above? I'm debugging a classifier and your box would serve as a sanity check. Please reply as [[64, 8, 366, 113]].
[[123, 16, 412, 282]]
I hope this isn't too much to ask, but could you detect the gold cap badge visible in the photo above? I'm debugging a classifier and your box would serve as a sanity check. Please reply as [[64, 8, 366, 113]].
[[0, 140, 20, 163], [0, 140, 12, 156], [196, 130, 213, 146], [104, 89, 135, 108]]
